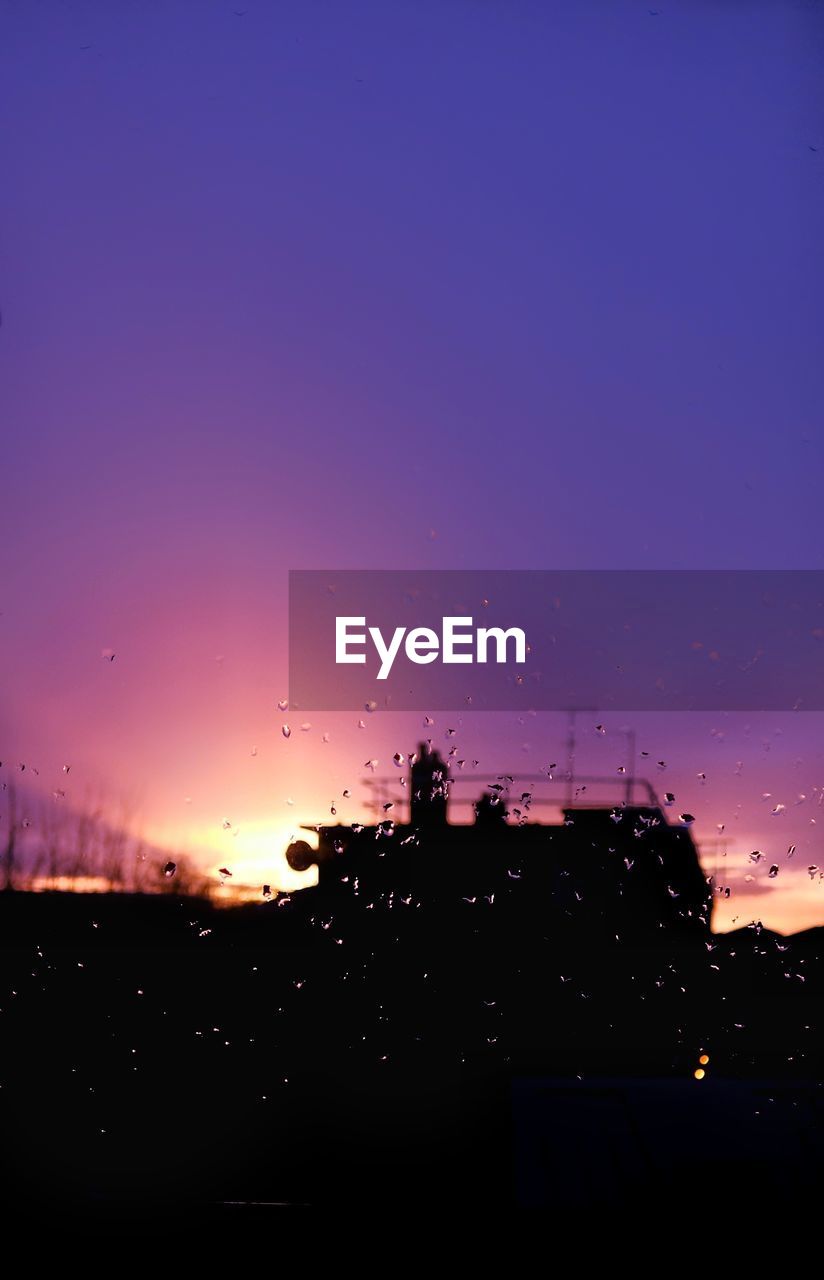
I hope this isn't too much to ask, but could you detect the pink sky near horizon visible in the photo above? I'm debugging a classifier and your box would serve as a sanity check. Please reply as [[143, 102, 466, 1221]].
[[3, 602, 822, 933]]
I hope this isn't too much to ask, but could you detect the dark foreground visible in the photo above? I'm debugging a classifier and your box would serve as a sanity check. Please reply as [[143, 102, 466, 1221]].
[[0, 888, 821, 1229]]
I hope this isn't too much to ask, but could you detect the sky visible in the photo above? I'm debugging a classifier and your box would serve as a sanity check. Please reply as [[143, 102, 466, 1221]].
[[1, 0, 823, 930]]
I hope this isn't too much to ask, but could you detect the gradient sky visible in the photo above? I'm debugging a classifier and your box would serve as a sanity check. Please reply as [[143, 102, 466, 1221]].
[[2, 1, 823, 929]]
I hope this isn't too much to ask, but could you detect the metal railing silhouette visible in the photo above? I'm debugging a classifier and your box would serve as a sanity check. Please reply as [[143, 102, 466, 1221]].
[[362, 772, 663, 822]]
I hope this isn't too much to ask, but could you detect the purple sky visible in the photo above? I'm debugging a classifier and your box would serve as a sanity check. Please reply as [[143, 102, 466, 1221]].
[[1, 1, 823, 929]]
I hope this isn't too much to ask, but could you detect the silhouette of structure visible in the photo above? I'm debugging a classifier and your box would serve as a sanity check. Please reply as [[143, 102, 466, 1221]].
[[288, 742, 712, 938], [4, 748, 821, 1225]]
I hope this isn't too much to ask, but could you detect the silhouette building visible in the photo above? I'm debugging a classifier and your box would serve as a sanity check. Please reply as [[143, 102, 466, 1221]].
[[287, 742, 712, 938]]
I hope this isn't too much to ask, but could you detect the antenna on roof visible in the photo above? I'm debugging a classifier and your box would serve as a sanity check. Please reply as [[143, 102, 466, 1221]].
[[563, 707, 597, 807], [623, 727, 637, 805]]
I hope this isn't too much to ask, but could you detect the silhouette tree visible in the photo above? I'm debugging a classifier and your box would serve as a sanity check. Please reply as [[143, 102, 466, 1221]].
[[2, 784, 18, 892]]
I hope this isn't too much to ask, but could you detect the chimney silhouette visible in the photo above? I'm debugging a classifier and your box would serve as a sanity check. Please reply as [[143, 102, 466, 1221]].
[[410, 742, 449, 828]]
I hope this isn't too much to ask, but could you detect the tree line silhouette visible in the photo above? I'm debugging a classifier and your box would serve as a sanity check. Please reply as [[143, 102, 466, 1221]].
[[1, 784, 209, 896]]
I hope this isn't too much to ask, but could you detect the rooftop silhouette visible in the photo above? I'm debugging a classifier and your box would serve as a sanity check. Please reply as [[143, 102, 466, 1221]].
[[289, 742, 712, 941], [0, 745, 820, 1226]]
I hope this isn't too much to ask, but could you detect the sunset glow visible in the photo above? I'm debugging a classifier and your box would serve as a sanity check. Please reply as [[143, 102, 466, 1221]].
[[2, 0, 822, 1227]]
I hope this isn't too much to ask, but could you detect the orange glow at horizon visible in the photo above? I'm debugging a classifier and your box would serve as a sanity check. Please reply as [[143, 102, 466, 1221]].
[[3, 607, 822, 939]]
